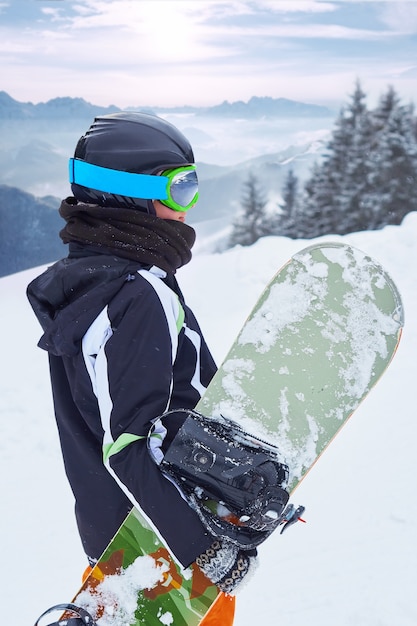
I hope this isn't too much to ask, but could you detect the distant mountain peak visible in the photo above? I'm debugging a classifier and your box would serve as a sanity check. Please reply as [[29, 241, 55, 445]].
[[199, 96, 333, 118], [0, 91, 334, 121], [0, 92, 120, 120]]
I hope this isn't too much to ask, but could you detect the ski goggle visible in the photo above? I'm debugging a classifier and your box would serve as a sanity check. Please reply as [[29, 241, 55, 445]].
[[69, 159, 199, 212]]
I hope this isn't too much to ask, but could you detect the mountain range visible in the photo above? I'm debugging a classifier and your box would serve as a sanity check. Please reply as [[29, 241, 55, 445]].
[[0, 139, 326, 276], [0, 92, 334, 275], [0, 91, 333, 120], [0, 184, 64, 277]]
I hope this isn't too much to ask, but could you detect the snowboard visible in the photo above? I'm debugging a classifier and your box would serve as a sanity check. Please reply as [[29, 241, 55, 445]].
[[62, 242, 403, 626]]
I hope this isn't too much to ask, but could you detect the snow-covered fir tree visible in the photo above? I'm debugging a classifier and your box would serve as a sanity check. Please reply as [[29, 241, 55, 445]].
[[294, 162, 336, 238], [227, 81, 417, 244], [364, 96, 417, 227], [337, 88, 376, 234], [302, 80, 372, 237], [280, 81, 417, 239], [228, 173, 269, 247], [272, 168, 299, 237]]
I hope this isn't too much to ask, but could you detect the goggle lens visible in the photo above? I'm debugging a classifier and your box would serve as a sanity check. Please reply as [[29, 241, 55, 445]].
[[161, 166, 199, 212]]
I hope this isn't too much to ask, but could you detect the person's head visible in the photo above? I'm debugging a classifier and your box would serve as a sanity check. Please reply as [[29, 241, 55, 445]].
[[69, 112, 198, 220]]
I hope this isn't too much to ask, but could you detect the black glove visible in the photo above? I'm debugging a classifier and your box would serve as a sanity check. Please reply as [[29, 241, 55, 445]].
[[196, 539, 258, 595], [148, 409, 290, 549]]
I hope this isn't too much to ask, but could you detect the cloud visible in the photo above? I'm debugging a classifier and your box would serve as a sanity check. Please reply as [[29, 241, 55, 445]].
[[379, 1, 417, 34], [0, 0, 416, 108]]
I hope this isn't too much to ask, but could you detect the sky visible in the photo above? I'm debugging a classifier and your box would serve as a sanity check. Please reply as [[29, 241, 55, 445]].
[[1, 0, 417, 109], [2, 213, 416, 625]]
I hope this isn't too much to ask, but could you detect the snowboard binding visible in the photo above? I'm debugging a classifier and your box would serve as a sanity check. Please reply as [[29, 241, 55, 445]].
[[34, 603, 97, 626], [150, 409, 299, 549]]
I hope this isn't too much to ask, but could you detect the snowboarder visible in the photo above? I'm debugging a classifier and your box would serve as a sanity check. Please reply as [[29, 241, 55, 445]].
[[27, 112, 257, 625]]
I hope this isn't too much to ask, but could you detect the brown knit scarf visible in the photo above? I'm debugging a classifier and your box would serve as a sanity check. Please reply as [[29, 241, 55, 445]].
[[59, 198, 196, 273]]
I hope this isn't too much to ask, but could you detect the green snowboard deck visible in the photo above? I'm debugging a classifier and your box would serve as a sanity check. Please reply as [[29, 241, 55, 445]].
[[71, 242, 403, 625]]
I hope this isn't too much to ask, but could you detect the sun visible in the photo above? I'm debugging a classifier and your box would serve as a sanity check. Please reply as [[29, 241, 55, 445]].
[[131, 1, 200, 61]]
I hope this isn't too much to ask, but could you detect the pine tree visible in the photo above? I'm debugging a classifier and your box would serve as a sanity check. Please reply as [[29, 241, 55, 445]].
[[366, 98, 417, 227], [338, 98, 375, 233], [292, 80, 417, 238], [274, 168, 299, 237], [372, 85, 401, 131], [297, 80, 372, 237], [228, 173, 269, 247], [295, 162, 334, 238], [328, 80, 373, 234]]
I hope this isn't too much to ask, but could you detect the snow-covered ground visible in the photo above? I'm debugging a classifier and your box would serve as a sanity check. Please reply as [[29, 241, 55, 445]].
[[1, 213, 416, 626]]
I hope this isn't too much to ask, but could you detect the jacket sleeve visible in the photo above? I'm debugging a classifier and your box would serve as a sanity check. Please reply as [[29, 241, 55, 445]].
[[81, 270, 213, 566]]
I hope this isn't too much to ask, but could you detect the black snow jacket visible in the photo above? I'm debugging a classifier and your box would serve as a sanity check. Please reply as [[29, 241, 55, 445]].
[[27, 247, 217, 566]]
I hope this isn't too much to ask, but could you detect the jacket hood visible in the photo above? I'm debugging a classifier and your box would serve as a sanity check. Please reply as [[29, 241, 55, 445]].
[[27, 253, 144, 357]]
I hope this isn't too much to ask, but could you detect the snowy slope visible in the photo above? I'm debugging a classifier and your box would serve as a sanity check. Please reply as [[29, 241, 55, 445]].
[[1, 213, 416, 626]]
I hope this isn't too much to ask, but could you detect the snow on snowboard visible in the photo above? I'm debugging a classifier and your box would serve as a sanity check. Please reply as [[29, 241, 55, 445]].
[[35, 242, 403, 626]]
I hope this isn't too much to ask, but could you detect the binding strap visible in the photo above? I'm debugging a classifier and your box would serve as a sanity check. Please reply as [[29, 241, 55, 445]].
[[34, 603, 97, 626]]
